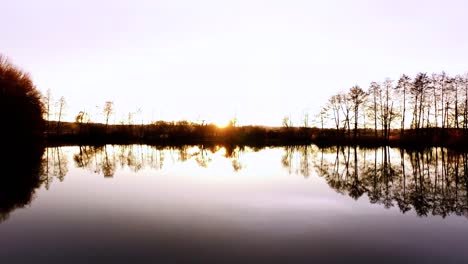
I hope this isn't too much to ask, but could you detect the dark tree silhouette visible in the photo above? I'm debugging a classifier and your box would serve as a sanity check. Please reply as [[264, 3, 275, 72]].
[[381, 78, 396, 140], [0, 55, 46, 221], [396, 74, 411, 135], [368, 81, 381, 137], [0, 145, 45, 222], [340, 92, 352, 136], [349, 85, 367, 139], [56, 96, 66, 134], [0, 55, 45, 143]]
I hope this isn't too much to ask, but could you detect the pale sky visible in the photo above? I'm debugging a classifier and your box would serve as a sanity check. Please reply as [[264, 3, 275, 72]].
[[2, 0, 468, 126]]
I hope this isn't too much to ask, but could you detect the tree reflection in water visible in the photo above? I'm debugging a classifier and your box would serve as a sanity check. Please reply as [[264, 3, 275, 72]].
[[70, 145, 245, 178], [0, 145, 45, 222], [42, 147, 68, 188], [281, 145, 468, 218], [39, 144, 468, 218]]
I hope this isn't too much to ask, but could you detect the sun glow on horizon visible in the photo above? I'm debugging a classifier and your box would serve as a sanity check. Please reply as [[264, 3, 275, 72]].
[[214, 122, 229, 128], [3, 0, 468, 128]]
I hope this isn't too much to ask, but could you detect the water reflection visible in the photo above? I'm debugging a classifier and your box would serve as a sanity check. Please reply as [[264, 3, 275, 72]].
[[67, 145, 247, 178], [42, 147, 68, 187], [4, 144, 468, 220], [281, 145, 468, 218], [2, 144, 468, 263], [0, 145, 44, 222]]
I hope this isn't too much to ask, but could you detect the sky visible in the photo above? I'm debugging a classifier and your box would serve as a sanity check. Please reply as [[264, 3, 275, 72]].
[[2, 0, 468, 126]]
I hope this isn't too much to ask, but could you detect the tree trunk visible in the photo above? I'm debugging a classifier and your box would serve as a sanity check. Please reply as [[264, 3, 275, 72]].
[[401, 88, 406, 136], [354, 105, 358, 139], [455, 82, 459, 129]]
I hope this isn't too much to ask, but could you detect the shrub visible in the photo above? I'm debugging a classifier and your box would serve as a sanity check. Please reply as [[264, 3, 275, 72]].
[[0, 55, 45, 143]]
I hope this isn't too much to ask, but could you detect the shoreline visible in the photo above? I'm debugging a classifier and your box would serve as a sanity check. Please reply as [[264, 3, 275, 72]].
[[45, 121, 468, 150]]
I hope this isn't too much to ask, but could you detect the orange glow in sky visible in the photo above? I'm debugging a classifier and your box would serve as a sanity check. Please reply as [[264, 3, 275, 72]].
[[2, 0, 468, 126]]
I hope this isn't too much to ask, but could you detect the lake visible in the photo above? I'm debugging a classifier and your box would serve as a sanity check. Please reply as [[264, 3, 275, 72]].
[[1, 145, 467, 263]]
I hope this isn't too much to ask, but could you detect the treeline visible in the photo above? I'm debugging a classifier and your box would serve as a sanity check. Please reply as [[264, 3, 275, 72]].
[[44, 71, 468, 149], [319, 72, 468, 141], [45, 120, 468, 149], [45, 120, 315, 146]]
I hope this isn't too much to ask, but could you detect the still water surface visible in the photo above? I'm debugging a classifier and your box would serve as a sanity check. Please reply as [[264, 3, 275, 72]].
[[1, 145, 467, 263]]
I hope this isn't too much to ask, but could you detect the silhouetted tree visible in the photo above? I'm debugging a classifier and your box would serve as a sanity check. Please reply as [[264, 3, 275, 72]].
[[328, 94, 343, 132], [349, 85, 367, 139], [463, 74, 468, 129], [453, 75, 463, 129], [368, 81, 381, 137], [340, 92, 352, 136], [317, 106, 328, 130], [0, 56, 46, 218], [228, 116, 238, 127], [282, 115, 292, 128], [103, 101, 114, 132], [396, 74, 411, 135], [0, 55, 45, 143], [43, 88, 53, 135], [381, 79, 396, 140], [56, 96, 66, 134], [75, 111, 90, 124], [75, 111, 90, 134], [442, 76, 455, 129], [302, 111, 309, 128]]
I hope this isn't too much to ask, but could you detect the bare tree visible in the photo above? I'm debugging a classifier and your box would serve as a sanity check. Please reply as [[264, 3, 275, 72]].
[[368, 82, 381, 137], [340, 92, 352, 136], [43, 88, 53, 134], [282, 115, 292, 128], [314, 71, 468, 140], [453, 75, 463, 129], [76, 110, 90, 133], [348, 85, 367, 139], [75, 111, 87, 123], [328, 94, 343, 132], [103, 101, 114, 132], [228, 115, 238, 127], [430, 73, 441, 128], [438, 72, 449, 129], [463, 73, 468, 129], [56, 96, 66, 134], [43, 89, 53, 121], [302, 111, 309, 128], [411, 73, 429, 130], [317, 106, 329, 130], [381, 79, 396, 140], [396, 74, 411, 135]]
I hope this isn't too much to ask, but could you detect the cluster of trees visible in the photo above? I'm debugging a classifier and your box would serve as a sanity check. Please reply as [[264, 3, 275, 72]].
[[319, 72, 468, 139], [4, 52, 468, 148], [43, 90, 115, 134]]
